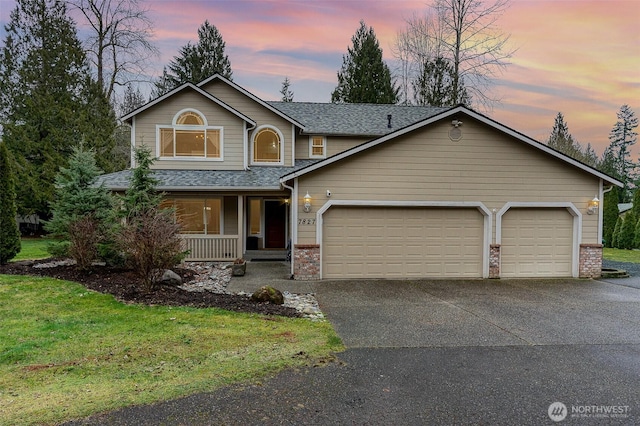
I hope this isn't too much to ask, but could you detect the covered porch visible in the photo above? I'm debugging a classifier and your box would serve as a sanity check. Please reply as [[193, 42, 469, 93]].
[[173, 193, 291, 261]]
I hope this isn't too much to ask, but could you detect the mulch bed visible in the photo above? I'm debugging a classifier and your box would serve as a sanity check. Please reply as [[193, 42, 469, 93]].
[[0, 260, 300, 317]]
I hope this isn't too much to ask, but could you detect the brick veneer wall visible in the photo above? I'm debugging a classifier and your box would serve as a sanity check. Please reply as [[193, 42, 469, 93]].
[[489, 244, 501, 278], [293, 244, 320, 280], [579, 243, 602, 278]]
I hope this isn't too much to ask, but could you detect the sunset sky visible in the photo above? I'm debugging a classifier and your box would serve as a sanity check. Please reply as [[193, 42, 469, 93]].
[[0, 0, 638, 157]]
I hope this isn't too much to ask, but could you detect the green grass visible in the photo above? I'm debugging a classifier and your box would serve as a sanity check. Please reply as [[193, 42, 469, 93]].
[[0, 274, 343, 425], [603, 247, 640, 263], [13, 238, 50, 261]]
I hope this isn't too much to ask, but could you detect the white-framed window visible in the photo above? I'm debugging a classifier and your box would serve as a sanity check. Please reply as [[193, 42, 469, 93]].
[[161, 197, 223, 235], [157, 109, 223, 160], [251, 125, 284, 165], [309, 136, 326, 158]]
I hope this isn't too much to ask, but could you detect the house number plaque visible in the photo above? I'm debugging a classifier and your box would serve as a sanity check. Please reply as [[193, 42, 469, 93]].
[[298, 218, 316, 225]]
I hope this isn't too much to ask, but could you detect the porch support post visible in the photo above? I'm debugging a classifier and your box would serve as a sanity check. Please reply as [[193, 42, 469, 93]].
[[237, 196, 244, 259]]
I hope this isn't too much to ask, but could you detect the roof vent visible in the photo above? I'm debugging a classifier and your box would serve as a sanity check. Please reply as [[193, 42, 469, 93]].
[[387, 114, 392, 129]]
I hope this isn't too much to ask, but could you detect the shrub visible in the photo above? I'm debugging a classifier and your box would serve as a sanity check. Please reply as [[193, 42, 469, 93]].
[[67, 215, 101, 270], [117, 207, 185, 291], [611, 216, 623, 248]]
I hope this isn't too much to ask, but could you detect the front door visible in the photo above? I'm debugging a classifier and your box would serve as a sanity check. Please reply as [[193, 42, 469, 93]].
[[264, 200, 286, 248]]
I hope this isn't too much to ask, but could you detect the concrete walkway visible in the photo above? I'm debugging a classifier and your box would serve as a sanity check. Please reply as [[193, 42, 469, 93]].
[[225, 260, 317, 294]]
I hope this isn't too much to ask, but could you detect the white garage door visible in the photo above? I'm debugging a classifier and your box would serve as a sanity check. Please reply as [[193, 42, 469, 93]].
[[501, 208, 573, 277], [322, 207, 484, 279]]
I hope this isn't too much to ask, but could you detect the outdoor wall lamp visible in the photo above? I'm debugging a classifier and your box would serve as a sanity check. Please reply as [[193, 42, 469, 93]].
[[303, 192, 312, 213], [587, 196, 599, 215]]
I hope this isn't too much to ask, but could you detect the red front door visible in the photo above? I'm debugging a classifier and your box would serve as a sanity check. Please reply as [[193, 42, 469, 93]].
[[264, 201, 286, 248]]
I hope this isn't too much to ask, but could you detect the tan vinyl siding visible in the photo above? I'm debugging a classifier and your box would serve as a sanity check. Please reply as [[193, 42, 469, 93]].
[[296, 117, 600, 245], [134, 89, 246, 170], [201, 80, 295, 166]]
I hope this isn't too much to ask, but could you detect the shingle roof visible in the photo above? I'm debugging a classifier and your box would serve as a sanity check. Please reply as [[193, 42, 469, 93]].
[[267, 101, 446, 136], [97, 160, 320, 191]]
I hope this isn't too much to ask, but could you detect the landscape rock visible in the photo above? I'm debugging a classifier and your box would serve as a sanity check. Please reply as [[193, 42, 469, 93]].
[[251, 285, 284, 305], [160, 269, 182, 286]]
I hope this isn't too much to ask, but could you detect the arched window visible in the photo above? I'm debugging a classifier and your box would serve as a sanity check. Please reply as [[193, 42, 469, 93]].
[[158, 109, 222, 160], [253, 126, 282, 164]]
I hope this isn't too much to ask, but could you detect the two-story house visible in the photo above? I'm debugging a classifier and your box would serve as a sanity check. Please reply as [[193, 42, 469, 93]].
[[100, 74, 621, 280]]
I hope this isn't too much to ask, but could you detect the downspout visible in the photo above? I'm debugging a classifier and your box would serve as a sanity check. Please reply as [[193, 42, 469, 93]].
[[281, 180, 296, 277], [244, 121, 256, 170]]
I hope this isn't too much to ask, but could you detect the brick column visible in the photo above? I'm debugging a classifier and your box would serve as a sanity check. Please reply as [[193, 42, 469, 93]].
[[579, 243, 602, 278], [489, 244, 501, 279], [293, 244, 320, 280]]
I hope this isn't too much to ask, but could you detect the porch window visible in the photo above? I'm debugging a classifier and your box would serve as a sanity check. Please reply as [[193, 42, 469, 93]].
[[252, 126, 282, 164], [158, 109, 222, 160], [309, 136, 326, 158], [249, 198, 261, 235], [162, 198, 222, 234]]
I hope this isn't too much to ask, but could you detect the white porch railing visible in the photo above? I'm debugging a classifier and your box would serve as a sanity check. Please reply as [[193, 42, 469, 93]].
[[181, 235, 240, 261]]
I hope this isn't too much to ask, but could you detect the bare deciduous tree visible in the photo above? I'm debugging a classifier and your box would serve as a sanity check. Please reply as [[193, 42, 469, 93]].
[[69, 0, 158, 100], [394, 0, 513, 109]]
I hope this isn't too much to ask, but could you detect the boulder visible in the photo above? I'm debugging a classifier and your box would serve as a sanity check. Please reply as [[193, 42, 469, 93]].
[[251, 286, 284, 305], [160, 269, 182, 286]]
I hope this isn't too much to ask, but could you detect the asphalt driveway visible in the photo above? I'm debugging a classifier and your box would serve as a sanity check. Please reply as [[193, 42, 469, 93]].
[[67, 269, 640, 425], [314, 278, 640, 348]]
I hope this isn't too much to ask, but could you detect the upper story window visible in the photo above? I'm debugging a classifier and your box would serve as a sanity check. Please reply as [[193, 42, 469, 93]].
[[158, 109, 223, 160], [309, 136, 326, 158], [252, 126, 283, 165]]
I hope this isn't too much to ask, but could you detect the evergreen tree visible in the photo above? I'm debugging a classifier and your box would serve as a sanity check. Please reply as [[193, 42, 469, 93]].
[[331, 20, 398, 104], [608, 104, 638, 201], [44, 146, 113, 269], [413, 56, 470, 106], [618, 212, 636, 250], [548, 112, 582, 159], [611, 215, 622, 248], [122, 146, 162, 216], [152, 20, 232, 96], [0, 142, 21, 264], [603, 186, 619, 248], [0, 0, 115, 217], [280, 77, 294, 102]]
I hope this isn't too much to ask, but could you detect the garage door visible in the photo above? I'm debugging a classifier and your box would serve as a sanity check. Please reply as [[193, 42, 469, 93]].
[[501, 208, 573, 277], [322, 207, 484, 279]]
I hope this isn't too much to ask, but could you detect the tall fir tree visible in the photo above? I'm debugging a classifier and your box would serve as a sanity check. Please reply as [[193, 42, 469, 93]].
[[608, 104, 638, 201], [152, 20, 232, 97], [331, 20, 398, 104], [280, 77, 294, 102], [0, 142, 21, 264], [602, 186, 619, 248], [0, 0, 116, 217], [548, 113, 582, 159]]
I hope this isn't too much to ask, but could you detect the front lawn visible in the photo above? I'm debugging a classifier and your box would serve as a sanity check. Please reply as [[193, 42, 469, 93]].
[[12, 237, 49, 261], [0, 274, 343, 425], [603, 248, 640, 263]]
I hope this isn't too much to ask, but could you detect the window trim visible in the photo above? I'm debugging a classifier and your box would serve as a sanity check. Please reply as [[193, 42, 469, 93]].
[[309, 135, 326, 159], [250, 125, 284, 166], [156, 109, 224, 161]]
